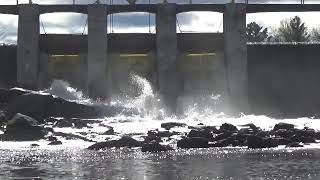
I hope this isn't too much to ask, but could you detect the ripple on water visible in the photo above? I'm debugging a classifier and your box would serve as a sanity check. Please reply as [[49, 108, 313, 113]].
[[0, 148, 320, 179]]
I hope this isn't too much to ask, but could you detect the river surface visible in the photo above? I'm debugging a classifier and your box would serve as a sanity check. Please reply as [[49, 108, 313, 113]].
[[0, 147, 320, 180]]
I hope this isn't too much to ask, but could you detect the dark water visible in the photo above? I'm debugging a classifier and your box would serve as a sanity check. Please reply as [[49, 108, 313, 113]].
[[1, 148, 320, 180]]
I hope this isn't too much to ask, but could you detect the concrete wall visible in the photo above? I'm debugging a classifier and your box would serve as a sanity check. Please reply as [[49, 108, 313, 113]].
[[39, 33, 224, 54], [248, 44, 320, 118], [4, 35, 320, 117], [0, 46, 17, 88]]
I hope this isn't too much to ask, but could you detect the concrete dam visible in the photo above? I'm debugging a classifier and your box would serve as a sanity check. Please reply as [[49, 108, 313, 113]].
[[1, 3, 320, 117]]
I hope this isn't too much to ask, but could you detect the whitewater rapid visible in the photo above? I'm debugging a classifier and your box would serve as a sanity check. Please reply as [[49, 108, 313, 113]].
[[2, 75, 320, 149]]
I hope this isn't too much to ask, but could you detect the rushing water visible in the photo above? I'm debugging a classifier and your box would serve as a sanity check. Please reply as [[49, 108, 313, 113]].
[[2, 76, 320, 179]]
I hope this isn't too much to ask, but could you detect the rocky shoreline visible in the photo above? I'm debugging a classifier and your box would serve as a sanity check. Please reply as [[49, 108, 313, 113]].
[[1, 88, 320, 152]]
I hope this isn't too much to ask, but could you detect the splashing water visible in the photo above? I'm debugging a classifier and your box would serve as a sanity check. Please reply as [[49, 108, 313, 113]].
[[43, 80, 92, 105], [37, 75, 320, 135], [110, 74, 166, 119]]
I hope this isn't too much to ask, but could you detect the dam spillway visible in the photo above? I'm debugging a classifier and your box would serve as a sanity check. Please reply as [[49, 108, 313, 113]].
[[1, 2, 320, 116]]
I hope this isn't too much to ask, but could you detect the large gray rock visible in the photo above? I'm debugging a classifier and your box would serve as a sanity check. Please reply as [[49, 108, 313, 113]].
[[177, 137, 209, 149], [0, 88, 28, 104], [88, 136, 143, 150], [2, 113, 47, 141], [273, 123, 295, 131], [6, 92, 137, 121]]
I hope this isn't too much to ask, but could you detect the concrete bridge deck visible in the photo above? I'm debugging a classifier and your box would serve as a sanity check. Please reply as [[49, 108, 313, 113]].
[[2, 4, 320, 15]]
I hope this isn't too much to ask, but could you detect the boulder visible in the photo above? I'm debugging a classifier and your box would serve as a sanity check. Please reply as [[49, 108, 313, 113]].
[[161, 122, 187, 130], [103, 127, 115, 135], [0, 88, 28, 104], [148, 130, 179, 138], [48, 141, 62, 145], [247, 135, 278, 149], [6, 93, 137, 121], [187, 129, 213, 140], [220, 123, 238, 132], [141, 142, 173, 152], [54, 132, 93, 142], [286, 142, 304, 148], [273, 123, 295, 131], [53, 118, 88, 129], [88, 136, 143, 150], [177, 137, 209, 149], [289, 134, 315, 144], [2, 113, 47, 141], [213, 131, 233, 141], [255, 130, 269, 138], [274, 129, 295, 138], [211, 137, 241, 147], [6, 93, 100, 121], [47, 136, 58, 142]]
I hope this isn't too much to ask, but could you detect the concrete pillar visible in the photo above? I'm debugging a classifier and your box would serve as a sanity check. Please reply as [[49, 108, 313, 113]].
[[156, 3, 180, 113], [87, 4, 108, 99], [17, 4, 39, 89], [224, 3, 249, 114]]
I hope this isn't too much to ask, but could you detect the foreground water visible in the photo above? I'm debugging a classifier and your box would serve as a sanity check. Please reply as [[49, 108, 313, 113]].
[[2, 78, 320, 179], [1, 147, 320, 179]]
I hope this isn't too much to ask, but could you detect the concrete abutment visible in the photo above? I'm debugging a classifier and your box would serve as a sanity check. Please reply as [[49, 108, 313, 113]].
[[223, 3, 249, 114], [17, 4, 40, 90], [87, 4, 109, 100], [156, 3, 181, 113]]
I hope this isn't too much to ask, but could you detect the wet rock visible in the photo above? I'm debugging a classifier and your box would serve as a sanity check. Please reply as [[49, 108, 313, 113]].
[[239, 128, 255, 135], [0, 88, 28, 104], [6, 93, 101, 121], [273, 123, 295, 131], [211, 137, 241, 147], [289, 134, 315, 144], [213, 131, 233, 141], [88, 136, 143, 150], [220, 123, 238, 133], [295, 128, 316, 138], [286, 142, 304, 148], [103, 127, 115, 135], [274, 129, 295, 138], [240, 123, 259, 131], [161, 122, 187, 130], [187, 129, 213, 140], [247, 135, 278, 149], [255, 130, 269, 138], [2, 113, 47, 141], [54, 132, 93, 142], [141, 142, 173, 152], [48, 141, 62, 145], [47, 136, 57, 142], [177, 137, 209, 149], [53, 118, 88, 129], [31, 144, 39, 147], [273, 137, 292, 146]]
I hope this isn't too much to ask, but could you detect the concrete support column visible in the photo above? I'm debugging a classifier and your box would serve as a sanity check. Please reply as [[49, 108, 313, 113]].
[[224, 3, 248, 114], [87, 4, 108, 99], [156, 3, 179, 113], [17, 4, 39, 89]]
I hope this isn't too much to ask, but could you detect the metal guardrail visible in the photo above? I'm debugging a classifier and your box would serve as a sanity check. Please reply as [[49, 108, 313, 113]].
[[13, 0, 311, 5]]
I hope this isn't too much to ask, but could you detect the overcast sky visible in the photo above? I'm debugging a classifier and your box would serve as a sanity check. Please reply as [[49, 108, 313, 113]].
[[1, 0, 320, 44]]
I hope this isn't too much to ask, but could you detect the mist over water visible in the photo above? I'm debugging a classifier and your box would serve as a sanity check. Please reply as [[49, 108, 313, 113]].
[[40, 74, 320, 133]]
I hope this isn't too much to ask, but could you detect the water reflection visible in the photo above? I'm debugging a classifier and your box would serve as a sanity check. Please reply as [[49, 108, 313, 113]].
[[1, 148, 320, 179]]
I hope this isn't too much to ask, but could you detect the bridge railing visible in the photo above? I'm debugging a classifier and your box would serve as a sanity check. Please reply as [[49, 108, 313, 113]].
[[9, 0, 320, 5]]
